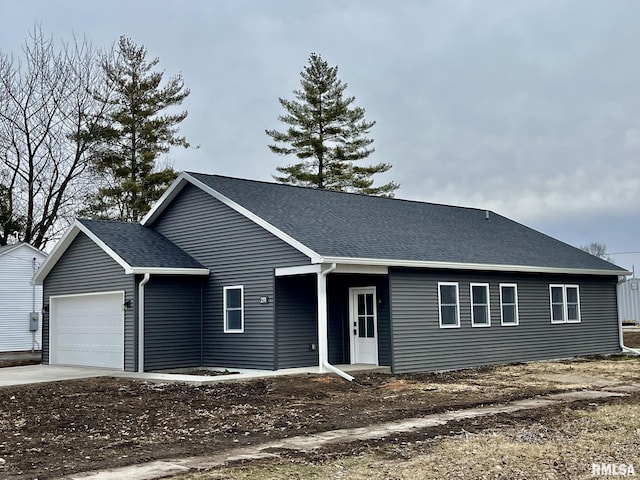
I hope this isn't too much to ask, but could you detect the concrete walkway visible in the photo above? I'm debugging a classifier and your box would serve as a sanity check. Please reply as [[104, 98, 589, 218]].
[[63, 384, 640, 480], [0, 363, 387, 388]]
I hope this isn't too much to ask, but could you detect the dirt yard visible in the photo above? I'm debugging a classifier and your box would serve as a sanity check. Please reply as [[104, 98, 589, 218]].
[[0, 355, 639, 479], [181, 391, 640, 480], [624, 329, 640, 347]]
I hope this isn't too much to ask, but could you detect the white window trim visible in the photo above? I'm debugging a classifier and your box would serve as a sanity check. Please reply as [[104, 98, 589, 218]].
[[549, 284, 565, 324], [565, 285, 581, 323], [499, 283, 519, 326], [549, 284, 581, 324], [223, 285, 244, 333], [470, 283, 491, 327], [438, 282, 460, 329]]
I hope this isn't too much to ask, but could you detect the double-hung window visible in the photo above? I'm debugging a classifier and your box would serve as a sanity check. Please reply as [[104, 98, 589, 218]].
[[223, 285, 244, 333], [549, 284, 580, 324], [470, 283, 490, 327], [499, 284, 519, 326], [438, 282, 460, 328]]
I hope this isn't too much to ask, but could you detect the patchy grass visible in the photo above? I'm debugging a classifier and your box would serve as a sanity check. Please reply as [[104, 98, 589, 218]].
[[176, 393, 640, 480], [1, 355, 639, 478]]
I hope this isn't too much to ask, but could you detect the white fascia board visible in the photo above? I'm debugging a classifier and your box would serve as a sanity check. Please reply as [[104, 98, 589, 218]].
[[182, 173, 320, 260], [76, 222, 133, 272], [275, 264, 322, 277], [0, 244, 21, 257], [33, 220, 132, 285], [128, 267, 210, 276], [140, 173, 189, 226], [275, 263, 388, 277], [32, 220, 128, 285], [33, 222, 80, 284], [20, 243, 47, 258], [313, 256, 630, 277], [0, 243, 46, 259], [333, 264, 388, 275]]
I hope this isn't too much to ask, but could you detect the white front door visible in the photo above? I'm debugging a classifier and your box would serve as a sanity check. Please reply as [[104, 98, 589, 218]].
[[349, 287, 378, 365]]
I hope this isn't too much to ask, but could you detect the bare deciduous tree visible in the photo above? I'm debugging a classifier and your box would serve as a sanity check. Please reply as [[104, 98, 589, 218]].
[[580, 242, 612, 262], [0, 26, 112, 248]]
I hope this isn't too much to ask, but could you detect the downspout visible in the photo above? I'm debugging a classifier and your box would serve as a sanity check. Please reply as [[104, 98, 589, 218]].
[[618, 276, 640, 355], [318, 263, 354, 381], [32, 258, 37, 353], [138, 273, 151, 372]]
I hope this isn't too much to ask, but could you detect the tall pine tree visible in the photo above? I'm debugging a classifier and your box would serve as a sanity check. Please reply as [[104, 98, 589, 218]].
[[266, 53, 398, 196], [85, 36, 191, 221]]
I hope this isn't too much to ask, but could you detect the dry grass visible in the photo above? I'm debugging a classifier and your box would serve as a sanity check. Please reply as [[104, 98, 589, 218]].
[[178, 396, 640, 480], [625, 330, 640, 347], [172, 356, 640, 480]]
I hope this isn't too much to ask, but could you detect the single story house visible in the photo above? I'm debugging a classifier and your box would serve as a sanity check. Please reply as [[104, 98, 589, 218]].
[[33, 172, 629, 373], [0, 243, 46, 352]]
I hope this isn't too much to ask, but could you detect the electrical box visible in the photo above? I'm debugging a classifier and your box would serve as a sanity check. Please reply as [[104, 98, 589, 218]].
[[29, 312, 39, 331]]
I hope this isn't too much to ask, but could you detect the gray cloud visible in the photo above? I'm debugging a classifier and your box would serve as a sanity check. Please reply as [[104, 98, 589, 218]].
[[1, 0, 638, 269]]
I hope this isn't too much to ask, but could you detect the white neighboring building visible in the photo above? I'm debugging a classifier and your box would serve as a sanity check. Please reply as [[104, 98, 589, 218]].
[[618, 277, 640, 325], [0, 243, 46, 352]]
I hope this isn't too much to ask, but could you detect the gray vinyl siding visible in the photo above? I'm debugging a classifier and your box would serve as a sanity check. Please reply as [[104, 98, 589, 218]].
[[151, 184, 311, 370], [275, 275, 318, 368], [42, 233, 135, 370], [327, 274, 391, 366], [143, 275, 203, 371], [389, 268, 621, 373]]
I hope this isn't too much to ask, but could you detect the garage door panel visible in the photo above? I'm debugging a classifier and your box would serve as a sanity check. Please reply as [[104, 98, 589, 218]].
[[51, 292, 124, 369]]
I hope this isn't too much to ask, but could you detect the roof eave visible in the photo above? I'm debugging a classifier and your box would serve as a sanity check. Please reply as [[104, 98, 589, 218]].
[[0, 243, 46, 259], [33, 220, 133, 285], [146, 172, 320, 260], [312, 256, 630, 277], [140, 172, 189, 226], [127, 267, 210, 276]]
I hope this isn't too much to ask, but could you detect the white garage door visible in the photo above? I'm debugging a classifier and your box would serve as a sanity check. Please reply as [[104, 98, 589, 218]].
[[50, 291, 124, 369]]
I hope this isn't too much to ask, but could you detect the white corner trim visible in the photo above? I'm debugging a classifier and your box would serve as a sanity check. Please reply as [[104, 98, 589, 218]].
[[313, 256, 629, 277], [181, 173, 320, 260]]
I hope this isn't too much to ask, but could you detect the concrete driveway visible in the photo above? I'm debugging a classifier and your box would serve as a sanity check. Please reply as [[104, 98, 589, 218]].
[[0, 364, 110, 387]]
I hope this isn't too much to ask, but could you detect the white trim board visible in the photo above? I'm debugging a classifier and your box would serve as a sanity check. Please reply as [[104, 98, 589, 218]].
[[312, 256, 629, 277], [143, 172, 629, 278], [33, 220, 209, 285], [142, 173, 320, 261]]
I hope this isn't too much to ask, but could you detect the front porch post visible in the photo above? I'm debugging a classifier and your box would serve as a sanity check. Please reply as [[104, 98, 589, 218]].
[[316, 263, 336, 373]]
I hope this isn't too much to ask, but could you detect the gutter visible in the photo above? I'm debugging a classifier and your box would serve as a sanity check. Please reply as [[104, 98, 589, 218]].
[[317, 263, 354, 382], [618, 276, 640, 356], [138, 273, 151, 372]]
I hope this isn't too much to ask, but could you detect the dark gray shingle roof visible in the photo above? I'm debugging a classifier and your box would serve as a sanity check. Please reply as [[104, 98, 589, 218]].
[[187, 172, 625, 273], [79, 219, 205, 269]]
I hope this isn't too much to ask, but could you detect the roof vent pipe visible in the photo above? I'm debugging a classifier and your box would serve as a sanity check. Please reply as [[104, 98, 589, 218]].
[[485, 210, 490, 220]]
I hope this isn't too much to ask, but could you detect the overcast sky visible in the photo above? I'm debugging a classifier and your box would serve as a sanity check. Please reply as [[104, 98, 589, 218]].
[[2, 0, 639, 271]]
